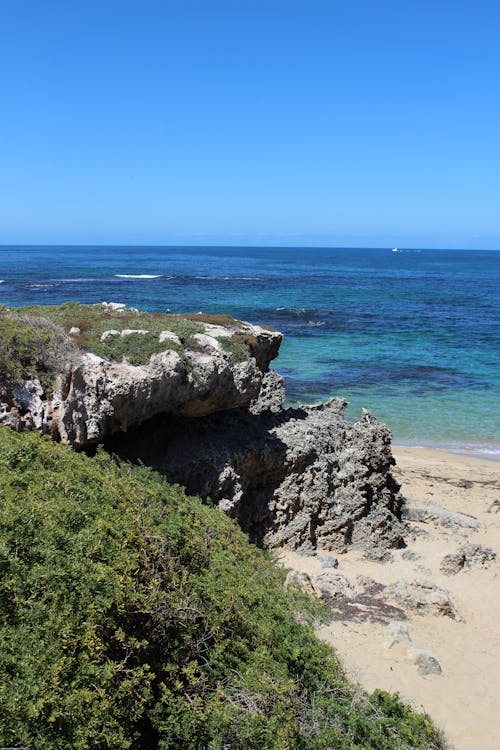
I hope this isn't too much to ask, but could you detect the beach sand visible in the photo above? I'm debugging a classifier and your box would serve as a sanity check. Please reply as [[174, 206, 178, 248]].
[[280, 448, 500, 750]]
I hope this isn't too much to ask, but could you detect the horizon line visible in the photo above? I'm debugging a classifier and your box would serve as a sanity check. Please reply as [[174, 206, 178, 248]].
[[1, 244, 499, 252]]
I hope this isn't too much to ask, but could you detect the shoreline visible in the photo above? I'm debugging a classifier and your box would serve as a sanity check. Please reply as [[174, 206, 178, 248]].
[[280, 445, 500, 750], [393, 440, 500, 463]]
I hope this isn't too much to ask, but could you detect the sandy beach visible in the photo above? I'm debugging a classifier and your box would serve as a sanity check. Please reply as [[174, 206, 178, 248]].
[[280, 447, 500, 750]]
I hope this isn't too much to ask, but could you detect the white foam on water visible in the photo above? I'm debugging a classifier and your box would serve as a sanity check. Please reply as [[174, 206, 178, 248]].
[[115, 274, 162, 279], [60, 278, 91, 282], [457, 444, 500, 458], [276, 307, 309, 313], [194, 275, 267, 281]]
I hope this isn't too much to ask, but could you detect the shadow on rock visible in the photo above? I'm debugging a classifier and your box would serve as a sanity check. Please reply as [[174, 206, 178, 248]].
[[105, 399, 405, 555]]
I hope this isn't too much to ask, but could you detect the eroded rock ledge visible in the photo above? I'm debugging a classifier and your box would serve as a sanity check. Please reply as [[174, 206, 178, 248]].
[[0, 305, 404, 554], [105, 396, 404, 554], [0, 315, 282, 447]]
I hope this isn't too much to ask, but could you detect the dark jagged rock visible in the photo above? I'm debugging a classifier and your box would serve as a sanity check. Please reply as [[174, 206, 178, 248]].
[[440, 543, 496, 575], [105, 398, 405, 553]]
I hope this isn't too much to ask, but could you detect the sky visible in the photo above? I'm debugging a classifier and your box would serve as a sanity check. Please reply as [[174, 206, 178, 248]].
[[0, 0, 499, 248]]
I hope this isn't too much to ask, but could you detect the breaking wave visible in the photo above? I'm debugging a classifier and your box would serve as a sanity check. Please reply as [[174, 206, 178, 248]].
[[115, 274, 163, 279]]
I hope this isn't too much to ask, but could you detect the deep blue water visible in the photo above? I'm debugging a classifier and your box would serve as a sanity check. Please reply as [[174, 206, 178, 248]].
[[1, 245, 499, 458]]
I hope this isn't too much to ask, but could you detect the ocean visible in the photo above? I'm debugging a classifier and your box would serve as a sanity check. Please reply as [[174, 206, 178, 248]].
[[1, 245, 499, 458]]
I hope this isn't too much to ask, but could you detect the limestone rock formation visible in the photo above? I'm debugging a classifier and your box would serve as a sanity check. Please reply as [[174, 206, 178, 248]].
[[105, 398, 405, 553], [440, 543, 496, 575], [386, 578, 460, 619], [0, 306, 405, 554], [1, 317, 282, 448], [385, 621, 442, 676], [402, 503, 480, 531]]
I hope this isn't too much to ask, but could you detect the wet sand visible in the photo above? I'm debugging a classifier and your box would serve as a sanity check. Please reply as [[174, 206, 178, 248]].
[[280, 447, 500, 750]]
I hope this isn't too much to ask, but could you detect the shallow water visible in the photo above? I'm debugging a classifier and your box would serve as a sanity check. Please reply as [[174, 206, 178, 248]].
[[1, 245, 499, 457]]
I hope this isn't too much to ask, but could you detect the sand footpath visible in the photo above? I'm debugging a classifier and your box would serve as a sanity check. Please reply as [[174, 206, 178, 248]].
[[280, 447, 500, 750]]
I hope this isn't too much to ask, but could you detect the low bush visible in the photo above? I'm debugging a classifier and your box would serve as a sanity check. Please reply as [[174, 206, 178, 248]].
[[1, 304, 266, 374], [0, 304, 210, 383], [19, 302, 206, 362], [0, 308, 78, 392], [94, 332, 186, 365], [178, 312, 239, 327], [0, 428, 446, 749]]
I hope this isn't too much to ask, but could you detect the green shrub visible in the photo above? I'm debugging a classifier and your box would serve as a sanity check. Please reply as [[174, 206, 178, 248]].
[[177, 312, 239, 327], [93, 332, 185, 365], [0, 304, 211, 384], [0, 309, 78, 392], [0, 428, 447, 749], [0, 304, 273, 381], [19, 303, 205, 363], [217, 335, 249, 363]]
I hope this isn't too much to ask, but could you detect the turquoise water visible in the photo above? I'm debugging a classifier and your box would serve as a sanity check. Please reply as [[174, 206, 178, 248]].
[[1, 245, 499, 457]]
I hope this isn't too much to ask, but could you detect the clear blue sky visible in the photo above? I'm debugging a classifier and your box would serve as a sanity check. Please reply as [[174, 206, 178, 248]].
[[1, 0, 499, 248]]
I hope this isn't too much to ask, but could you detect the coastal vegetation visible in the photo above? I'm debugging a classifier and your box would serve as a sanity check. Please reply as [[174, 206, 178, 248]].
[[0, 303, 447, 748], [0, 303, 254, 383], [0, 307, 78, 392], [0, 427, 447, 749]]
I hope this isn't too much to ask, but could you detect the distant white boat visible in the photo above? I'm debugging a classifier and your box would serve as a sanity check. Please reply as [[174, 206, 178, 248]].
[[392, 247, 399, 252]]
